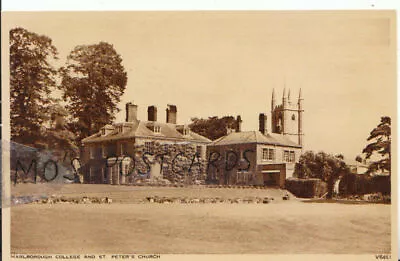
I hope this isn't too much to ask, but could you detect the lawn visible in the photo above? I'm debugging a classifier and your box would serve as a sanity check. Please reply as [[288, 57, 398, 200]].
[[10, 184, 391, 254]]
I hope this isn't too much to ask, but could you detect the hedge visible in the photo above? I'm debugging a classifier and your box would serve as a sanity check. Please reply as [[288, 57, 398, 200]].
[[339, 174, 390, 196], [285, 178, 327, 198]]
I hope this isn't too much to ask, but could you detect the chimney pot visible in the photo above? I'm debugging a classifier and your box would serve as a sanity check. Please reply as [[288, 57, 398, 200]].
[[147, 105, 157, 121], [166, 104, 177, 124], [126, 102, 138, 122], [236, 115, 242, 132], [259, 113, 268, 135]]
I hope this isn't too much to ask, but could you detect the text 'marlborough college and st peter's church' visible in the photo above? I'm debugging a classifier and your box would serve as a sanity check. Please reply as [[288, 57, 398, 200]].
[[81, 88, 304, 187]]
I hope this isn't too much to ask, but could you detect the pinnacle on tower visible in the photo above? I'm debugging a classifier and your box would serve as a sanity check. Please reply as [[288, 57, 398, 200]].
[[297, 87, 304, 147], [271, 88, 276, 111], [298, 88, 303, 99], [287, 88, 291, 102], [282, 87, 288, 108]]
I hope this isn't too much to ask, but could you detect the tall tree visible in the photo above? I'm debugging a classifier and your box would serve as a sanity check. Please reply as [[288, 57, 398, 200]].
[[189, 116, 239, 141], [60, 42, 128, 141], [294, 151, 349, 198], [45, 104, 78, 155], [362, 116, 391, 174], [10, 27, 58, 147]]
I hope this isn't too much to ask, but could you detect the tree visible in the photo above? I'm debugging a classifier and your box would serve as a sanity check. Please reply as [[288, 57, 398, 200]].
[[60, 42, 128, 141], [294, 151, 349, 198], [45, 104, 78, 155], [189, 116, 239, 141], [355, 155, 363, 163], [10, 27, 58, 147], [362, 116, 391, 174]]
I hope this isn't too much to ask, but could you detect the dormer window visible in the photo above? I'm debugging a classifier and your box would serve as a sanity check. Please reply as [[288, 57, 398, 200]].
[[183, 128, 190, 136], [102, 125, 115, 136], [154, 126, 161, 133], [117, 126, 123, 133]]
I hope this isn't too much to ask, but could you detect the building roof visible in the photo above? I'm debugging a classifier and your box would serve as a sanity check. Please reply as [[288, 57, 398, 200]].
[[82, 120, 211, 144], [210, 131, 302, 148]]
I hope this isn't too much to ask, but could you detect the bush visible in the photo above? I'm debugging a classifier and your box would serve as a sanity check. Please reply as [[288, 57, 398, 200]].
[[285, 178, 327, 198]]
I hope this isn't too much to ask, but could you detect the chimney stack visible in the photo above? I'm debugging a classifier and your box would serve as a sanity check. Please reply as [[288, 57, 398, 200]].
[[166, 104, 177, 124], [126, 102, 138, 122], [236, 115, 242, 132], [147, 105, 157, 121], [259, 113, 268, 135]]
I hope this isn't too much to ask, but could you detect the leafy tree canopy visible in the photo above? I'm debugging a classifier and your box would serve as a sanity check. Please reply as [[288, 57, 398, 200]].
[[60, 42, 128, 141], [45, 104, 78, 155], [189, 116, 239, 141], [362, 116, 391, 174], [10, 27, 58, 146], [294, 151, 349, 198]]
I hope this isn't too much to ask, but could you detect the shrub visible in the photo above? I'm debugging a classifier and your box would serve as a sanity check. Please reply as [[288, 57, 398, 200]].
[[285, 178, 327, 198]]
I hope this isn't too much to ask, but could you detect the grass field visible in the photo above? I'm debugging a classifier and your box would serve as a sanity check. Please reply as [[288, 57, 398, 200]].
[[10, 184, 391, 254], [10, 183, 295, 203]]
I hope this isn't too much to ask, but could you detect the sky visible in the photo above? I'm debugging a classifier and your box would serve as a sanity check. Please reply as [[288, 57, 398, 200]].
[[3, 11, 397, 160]]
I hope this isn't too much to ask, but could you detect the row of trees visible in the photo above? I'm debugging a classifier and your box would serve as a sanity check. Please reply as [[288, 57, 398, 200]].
[[294, 116, 391, 198], [10, 27, 127, 153]]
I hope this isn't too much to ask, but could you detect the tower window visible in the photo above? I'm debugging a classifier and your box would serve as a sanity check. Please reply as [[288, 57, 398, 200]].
[[292, 114, 296, 120]]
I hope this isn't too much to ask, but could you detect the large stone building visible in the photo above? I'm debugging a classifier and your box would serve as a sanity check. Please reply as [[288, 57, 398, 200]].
[[81, 103, 211, 184], [207, 89, 304, 187]]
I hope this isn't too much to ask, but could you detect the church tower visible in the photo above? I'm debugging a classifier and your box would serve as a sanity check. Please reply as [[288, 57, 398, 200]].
[[297, 88, 304, 146], [271, 88, 304, 146]]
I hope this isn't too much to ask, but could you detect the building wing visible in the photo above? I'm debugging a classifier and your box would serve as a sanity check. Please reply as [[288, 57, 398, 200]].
[[82, 120, 211, 144], [211, 131, 301, 148]]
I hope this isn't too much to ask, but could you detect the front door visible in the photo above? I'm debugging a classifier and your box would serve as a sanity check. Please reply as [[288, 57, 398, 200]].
[[263, 172, 280, 186]]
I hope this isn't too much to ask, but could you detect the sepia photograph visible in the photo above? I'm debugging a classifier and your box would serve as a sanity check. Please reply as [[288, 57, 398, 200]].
[[1, 8, 397, 260]]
